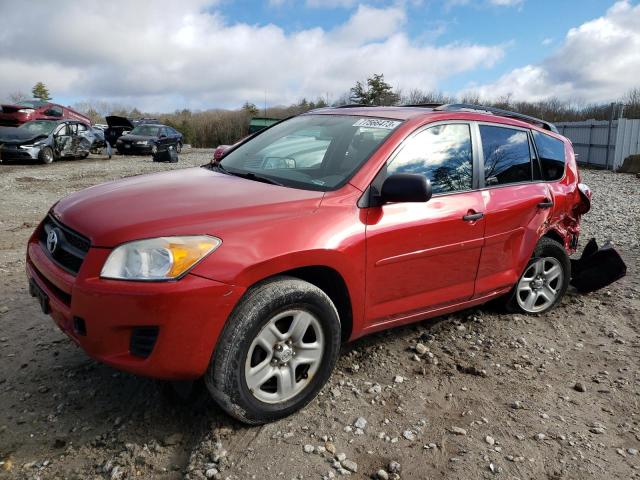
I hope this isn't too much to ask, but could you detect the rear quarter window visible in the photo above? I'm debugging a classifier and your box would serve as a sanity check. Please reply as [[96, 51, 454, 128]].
[[532, 131, 565, 181], [480, 125, 533, 186]]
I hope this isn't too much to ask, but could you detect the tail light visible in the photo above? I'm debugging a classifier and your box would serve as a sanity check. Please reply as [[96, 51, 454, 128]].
[[574, 183, 592, 215]]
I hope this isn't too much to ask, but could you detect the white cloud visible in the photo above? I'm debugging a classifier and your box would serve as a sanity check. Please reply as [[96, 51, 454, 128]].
[[488, 0, 523, 6], [306, 0, 357, 7], [462, 0, 640, 102], [541, 37, 553, 46], [445, 0, 524, 10], [0, 0, 504, 111]]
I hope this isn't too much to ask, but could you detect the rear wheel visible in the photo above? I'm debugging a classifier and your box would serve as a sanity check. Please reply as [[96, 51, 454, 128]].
[[176, 142, 182, 153], [205, 277, 341, 424], [505, 237, 570, 314], [39, 147, 54, 164]]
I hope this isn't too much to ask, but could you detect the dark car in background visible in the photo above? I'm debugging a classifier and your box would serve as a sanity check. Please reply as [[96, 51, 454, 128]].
[[115, 124, 183, 155], [90, 126, 108, 155], [104, 116, 161, 147], [0, 119, 95, 164], [0, 100, 90, 127]]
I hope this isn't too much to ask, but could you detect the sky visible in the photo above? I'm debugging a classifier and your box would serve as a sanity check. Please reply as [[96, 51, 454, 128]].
[[0, 0, 638, 112]]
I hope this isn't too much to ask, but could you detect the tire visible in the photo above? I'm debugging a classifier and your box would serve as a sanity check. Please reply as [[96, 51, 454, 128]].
[[38, 147, 54, 164], [504, 237, 570, 314], [176, 142, 182, 153], [205, 276, 341, 425], [151, 144, 158, 156]]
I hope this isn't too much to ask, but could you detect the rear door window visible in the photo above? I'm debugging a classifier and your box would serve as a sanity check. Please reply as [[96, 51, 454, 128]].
[[532, 131, 566, 181], [387, 123, 473, 194], [480, 125, 533, 186]]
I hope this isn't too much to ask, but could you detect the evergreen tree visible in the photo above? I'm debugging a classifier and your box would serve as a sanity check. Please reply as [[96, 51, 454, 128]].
[[242, 102, 259, 116], [31, 82, 52, 101], [349, 74, 399, 106]]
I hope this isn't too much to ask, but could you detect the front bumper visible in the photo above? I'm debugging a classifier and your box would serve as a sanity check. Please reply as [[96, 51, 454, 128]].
[[116, 142, 153, 154], [0, 145, 39, 161], [26, 231, 245, 380]]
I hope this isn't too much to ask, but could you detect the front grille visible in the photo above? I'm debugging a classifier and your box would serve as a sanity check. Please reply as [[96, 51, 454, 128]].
[[40, 215, 90, 275], [130, 327, 159, 358]]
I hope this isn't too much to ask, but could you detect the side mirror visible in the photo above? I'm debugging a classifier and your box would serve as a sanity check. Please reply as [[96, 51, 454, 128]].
[[381, 173, 432, 204], [213, 145, 230, 162]]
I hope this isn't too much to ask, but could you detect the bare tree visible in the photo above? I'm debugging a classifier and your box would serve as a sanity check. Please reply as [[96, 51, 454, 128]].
[[8, 91, 28, 103]]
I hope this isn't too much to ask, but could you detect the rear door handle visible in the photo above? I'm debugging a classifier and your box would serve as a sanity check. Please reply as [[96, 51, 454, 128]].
[[462, 212, 484, 222], [538, 199, 554, 209]]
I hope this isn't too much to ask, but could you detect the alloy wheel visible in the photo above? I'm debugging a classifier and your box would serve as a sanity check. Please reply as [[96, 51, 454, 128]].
[[516, 256, 564, 313], [244, 309, 324, 404]]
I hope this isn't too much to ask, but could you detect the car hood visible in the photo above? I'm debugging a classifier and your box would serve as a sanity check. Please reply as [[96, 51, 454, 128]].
[[119, 134, 156, 142], [106, 115, 135, 129], [0, 127, 49, 144], [52, 167, 324, 247]]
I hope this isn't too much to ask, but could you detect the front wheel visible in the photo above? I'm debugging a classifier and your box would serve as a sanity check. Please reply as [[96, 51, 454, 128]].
[[38, 147, 54, 164], [205, 277, 341, 424], [176, 142, 182, 153], [506, 237, 570, 314]]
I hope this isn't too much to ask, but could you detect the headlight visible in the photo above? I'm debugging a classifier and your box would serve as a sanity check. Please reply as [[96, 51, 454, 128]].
[[100, 235, 221, 281], [17, 108, 35, 114], [19, 142, 46, 149]]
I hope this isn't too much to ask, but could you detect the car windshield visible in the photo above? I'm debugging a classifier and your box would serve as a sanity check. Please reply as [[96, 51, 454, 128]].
[[129, 126, 160, 136], [219, 115, 401, 191], [16, 100, 46, 108], [18, 120, 57, 136]]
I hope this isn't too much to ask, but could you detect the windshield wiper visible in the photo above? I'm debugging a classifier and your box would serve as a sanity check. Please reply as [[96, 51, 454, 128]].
[[233, 171, 284, 186], [209, 163, 283, 186], [209, 162, 230, 174]]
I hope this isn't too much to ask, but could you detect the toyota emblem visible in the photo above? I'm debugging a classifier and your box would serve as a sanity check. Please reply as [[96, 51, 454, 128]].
[[46, 229, 59, 254]]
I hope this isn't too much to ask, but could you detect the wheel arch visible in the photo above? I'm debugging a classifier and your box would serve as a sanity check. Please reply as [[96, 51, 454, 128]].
[[241, 265, 354, 342], [542, 228, 566, 249]]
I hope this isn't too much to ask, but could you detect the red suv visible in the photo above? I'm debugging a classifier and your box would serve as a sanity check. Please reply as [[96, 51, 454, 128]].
[[26, 104, 591, 424], [0, 100, 90, 127]]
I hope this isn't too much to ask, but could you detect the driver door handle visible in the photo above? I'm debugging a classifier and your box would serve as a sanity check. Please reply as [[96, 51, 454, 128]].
[[538, 199, 554, 209], [462, 212, 484, 222]]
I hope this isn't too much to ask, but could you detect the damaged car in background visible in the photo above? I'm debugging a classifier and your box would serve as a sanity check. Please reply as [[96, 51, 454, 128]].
[[0, 100, 90, 127], [0, 119, 95, 164]]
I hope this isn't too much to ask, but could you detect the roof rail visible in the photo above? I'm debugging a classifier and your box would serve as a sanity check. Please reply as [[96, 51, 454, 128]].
[[400, 103, 444, 108], [334, 104, 369, 108], [434, 103, 559, 133]]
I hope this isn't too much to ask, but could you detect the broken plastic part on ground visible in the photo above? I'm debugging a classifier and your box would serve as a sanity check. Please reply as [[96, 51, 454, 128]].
[[570, 238, 627, 293]]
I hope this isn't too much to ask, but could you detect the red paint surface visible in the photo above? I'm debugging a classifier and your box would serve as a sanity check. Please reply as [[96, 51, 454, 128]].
[[26, 108, 587, 379]]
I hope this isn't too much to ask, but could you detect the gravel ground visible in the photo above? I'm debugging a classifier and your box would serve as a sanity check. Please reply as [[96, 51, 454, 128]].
[[0, 151, 638, 480]]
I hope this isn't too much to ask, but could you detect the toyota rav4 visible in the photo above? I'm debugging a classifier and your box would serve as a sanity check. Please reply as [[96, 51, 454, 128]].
[[26, 104, 592, 424]]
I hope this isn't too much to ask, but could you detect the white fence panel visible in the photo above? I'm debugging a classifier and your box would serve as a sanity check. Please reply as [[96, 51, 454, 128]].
[[556, 119, 640, 170], [556, 120, 616, 168], [613, 118, 640, 170]]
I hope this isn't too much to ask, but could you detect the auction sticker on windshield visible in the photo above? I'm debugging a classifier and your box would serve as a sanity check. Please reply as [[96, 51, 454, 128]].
[[352, 118, 401, 129]]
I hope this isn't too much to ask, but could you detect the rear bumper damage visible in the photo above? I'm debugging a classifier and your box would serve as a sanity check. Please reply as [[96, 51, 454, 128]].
[[570, 238, 627, 293]]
